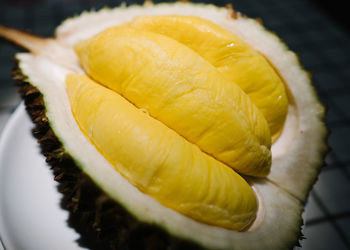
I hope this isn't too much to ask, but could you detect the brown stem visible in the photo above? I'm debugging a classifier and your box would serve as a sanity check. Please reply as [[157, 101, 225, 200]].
[[0, 25, 50, 53]]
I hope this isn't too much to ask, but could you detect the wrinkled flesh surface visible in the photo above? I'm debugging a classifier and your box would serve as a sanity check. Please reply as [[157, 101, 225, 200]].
[[74, 26, 272, 177], [66, 74, 258, 230], [129, 16, 288, 141], [66, 16, 289, 231]]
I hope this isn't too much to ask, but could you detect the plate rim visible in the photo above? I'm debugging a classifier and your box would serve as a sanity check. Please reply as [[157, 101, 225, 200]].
[[0, 102, 25, 250]]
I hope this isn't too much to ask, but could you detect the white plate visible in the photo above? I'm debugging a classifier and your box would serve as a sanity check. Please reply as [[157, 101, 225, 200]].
[[0, 103, 84, 250]]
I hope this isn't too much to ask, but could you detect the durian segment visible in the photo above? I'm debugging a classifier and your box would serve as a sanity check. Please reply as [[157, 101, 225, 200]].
[[18, 53, 304, 250], [66, 73, 258, 231], [74, 26, 272, 177], [129, 15, 288, 141], [228, 18, 328, 201]]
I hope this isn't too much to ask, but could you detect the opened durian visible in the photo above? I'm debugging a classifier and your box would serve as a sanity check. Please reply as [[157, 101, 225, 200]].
[[0, 2, 327, 250]]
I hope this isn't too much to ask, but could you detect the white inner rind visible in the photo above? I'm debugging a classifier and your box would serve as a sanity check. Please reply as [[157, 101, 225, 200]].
[[16, 3, 327, 250]]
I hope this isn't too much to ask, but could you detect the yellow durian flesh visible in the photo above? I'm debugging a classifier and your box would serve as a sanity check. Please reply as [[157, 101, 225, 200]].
[[129, 15, 288, 141], [74, 26, 272, 177], [66, 73, 258, 231]]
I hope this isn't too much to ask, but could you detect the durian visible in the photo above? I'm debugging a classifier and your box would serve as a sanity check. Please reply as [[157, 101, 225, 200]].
[[0, 2, 327, 250]]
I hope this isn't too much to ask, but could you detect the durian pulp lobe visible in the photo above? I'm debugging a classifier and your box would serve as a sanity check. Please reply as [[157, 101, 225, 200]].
[[74, 26, 271, 177], [129, 15, 288, 141], [66, 73, 258, 231]]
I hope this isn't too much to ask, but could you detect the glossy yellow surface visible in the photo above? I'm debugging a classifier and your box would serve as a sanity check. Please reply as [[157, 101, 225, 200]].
[[75, 26, 271, 177], [66, 74, 258, 231], [130, 16, 288, 141]]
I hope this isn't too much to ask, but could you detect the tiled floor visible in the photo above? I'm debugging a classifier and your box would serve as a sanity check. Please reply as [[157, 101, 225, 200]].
[[1, 0, 350, 249], [0, 113, 12, 135]]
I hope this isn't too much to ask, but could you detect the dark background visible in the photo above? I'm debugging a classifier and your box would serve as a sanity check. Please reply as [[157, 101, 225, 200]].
[[0, 0, 350, 249]]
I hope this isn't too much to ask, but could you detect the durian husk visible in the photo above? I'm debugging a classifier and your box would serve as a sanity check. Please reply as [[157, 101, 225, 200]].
[[14, 66, 203, 250], [2, 3, 328, 248]]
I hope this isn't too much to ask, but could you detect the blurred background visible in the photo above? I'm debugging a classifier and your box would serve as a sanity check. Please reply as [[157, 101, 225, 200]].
[[0, 0, 349, 249]]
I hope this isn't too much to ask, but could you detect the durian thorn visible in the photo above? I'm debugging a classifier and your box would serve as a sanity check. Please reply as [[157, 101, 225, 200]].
[[143, 0, 153, 5], [0, 25, 50, 54], [225, 3, 233, 11]]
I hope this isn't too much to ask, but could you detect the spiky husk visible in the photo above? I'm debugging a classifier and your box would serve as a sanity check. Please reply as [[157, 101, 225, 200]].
[[14, 66, 203, 250]]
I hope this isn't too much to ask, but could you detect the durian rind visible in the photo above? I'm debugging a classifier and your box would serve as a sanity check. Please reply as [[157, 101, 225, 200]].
[[17, 52, 302, 250], [14, 2, 327, 250]]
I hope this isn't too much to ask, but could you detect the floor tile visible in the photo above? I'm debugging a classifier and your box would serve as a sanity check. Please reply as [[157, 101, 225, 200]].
[[322, 46, 350, 65], [304, 192, 326, 222], [313, 71, 346, 93], [324, 152, 335, 166], [326, 105, 343, 124], [327, 126, 350, 162], [331, 94, 350, 118], [313, 169, 350, 214], [0, 88, 20, 110], [0, 113, 11, 136], [336, 216, 350, 243], [301, 222, 347, 250]]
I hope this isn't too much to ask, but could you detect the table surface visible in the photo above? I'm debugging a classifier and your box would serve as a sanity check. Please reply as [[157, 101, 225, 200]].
[[0, 0, 350, 249]]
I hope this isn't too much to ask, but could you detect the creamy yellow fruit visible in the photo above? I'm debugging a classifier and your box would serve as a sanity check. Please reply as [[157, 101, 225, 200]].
[[74, 26, 271, 177], [129, 16, 288, 141], [66, 73, 258, 231]]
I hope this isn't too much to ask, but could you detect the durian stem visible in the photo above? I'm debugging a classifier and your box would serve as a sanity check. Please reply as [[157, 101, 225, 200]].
[[0, 25, 50, 53]]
